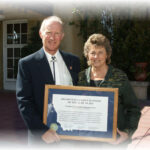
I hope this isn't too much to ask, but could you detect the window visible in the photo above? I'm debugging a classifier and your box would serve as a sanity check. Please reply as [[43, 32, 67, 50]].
[[6, 22, 28, 79]]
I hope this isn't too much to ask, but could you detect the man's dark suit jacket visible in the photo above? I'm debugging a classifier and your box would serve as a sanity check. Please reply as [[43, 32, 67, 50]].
[[16, 48, 80, 137]]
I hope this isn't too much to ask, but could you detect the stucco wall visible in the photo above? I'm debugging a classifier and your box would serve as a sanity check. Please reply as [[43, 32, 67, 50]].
[[28, 13, 84, 58], [0, 5, 84, 90], [53, 4, 84, 58], [0, 3, 52, 90], [0, 22, 3, 90], [0, 19, 43, 90]]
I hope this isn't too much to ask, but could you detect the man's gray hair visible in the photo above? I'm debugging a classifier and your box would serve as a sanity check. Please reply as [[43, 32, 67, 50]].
[[40, 16, 64, 33]]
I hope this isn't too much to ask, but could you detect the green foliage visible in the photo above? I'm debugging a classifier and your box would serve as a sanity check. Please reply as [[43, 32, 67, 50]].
[[22, 22, 42, 57], [111, 18, 150, 80], [70, 8, 113, 42], [111, 19, 135, 80], [70, 8, 150, 81], [70, 8, 113, 70]]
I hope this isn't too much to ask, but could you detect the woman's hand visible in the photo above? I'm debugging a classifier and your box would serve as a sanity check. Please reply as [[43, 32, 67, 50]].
[[41, 129, 60, 144], [109, 128, 129, 145]]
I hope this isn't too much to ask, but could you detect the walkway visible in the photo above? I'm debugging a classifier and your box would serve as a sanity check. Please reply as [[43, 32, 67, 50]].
[[0, 90, 27, 147]]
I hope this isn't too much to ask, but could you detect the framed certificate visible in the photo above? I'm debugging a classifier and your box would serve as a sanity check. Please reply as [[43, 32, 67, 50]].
[[43, 85, 118, 142]]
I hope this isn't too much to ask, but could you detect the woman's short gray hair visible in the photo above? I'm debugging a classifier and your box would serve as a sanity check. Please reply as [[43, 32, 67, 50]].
[[84, 33, 112, 65]]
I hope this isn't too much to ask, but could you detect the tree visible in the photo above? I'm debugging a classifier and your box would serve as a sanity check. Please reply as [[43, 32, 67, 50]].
[[112, 18, 150, 80], [22, 22, 42, 57], [70, 8, 113, 70], [70, 8, 150, 81]]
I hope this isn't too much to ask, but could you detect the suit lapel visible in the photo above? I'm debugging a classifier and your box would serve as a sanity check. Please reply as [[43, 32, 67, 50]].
[[60, 50, 75, 83], [60, 50, 72, 73], [37, 48, 55, 84]]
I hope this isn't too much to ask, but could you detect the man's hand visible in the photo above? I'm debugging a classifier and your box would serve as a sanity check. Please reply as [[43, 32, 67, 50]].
[[41, 129, 60, 144], [109, 128, 129, 145]]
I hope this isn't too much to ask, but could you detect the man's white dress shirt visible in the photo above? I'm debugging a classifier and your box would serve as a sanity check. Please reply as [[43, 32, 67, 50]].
[[44, 49, 73, 85]]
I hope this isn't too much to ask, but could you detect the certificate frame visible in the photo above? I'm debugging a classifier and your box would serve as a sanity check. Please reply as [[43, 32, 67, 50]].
[[43, 85, 118, 142]]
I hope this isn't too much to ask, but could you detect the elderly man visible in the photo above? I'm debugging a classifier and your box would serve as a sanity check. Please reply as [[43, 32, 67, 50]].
[[16, 16, 80, 145]]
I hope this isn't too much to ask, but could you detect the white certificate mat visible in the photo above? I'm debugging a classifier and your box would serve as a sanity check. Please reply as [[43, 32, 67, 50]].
[[43, 85, 118, 142], [53, 94, 108, 132]]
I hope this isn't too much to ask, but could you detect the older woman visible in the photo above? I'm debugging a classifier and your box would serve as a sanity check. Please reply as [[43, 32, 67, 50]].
[[78, 33, 141, 145]]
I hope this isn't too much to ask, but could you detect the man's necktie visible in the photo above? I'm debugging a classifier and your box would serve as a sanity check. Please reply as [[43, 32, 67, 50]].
[[51, 56, 56, 83]]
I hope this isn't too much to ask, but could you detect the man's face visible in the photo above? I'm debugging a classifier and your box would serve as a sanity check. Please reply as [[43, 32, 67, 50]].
[[40, 21, 64, 55]]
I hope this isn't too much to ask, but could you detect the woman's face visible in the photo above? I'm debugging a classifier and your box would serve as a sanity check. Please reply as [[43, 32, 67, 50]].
[[88, 45, 108, 68]]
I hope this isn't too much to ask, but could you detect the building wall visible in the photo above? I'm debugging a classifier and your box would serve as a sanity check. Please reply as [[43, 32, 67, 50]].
[[0, 22, 3, 90], [0, 2, 53, 90], [0, 19, 43, 90], [0, 4, 84, 90], [53, 4, 84, 58]]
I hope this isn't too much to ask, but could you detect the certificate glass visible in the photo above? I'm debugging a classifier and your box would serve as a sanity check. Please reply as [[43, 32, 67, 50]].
[[43, 85, 118, 142]]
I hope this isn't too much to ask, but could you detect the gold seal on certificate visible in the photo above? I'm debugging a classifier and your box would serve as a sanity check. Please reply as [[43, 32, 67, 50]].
[[50, 123, 58, 131]]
